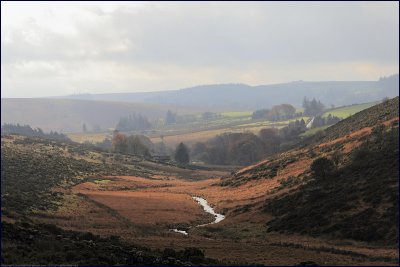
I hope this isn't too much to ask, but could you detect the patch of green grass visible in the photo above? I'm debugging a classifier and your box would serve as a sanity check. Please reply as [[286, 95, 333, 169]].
[[300, 125, 331, 137], [236, 116, 311, 128], [94, 179, 112, 184], [322, 102, 377, 119], [221, 111, 252, 117]]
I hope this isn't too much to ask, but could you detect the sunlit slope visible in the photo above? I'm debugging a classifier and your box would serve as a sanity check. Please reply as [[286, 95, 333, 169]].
[[221, 97, 399, 244], [322, 102, 378, 119]]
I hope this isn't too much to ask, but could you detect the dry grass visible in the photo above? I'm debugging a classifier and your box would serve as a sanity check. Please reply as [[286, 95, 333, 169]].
[[28, 172, 398, 266], [67, 132, 110, 143], [29, 193, 134, 236], [73, 184, 209, 226]]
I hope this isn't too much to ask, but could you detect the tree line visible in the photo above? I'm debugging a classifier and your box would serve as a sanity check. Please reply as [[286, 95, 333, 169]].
[[1, 123, 71, 142], [115, 113, 152, 132], [311, 114, 341, 128], [111, 131, 188, 165], [252, 97, 327, 121], [111, 131, 151, 158], [252, 104, 299, 121], [191, 119, 308, 165]]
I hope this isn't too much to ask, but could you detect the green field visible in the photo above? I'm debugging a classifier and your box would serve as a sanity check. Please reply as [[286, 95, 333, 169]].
[[221, 111, 252, 117], [322, 102, 378, 119]]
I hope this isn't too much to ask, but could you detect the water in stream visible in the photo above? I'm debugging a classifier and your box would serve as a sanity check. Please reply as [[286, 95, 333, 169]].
[[170, 196, 225, 235]]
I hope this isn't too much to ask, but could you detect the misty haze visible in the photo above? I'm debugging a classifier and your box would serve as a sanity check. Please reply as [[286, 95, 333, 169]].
[[1, 1, 399, 266]]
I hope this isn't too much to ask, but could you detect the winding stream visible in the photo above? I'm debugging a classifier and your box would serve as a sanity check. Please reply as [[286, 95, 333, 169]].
[[170, 196, 225, 235]]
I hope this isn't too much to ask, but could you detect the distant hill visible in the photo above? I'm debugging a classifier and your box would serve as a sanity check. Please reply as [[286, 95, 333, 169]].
[[2, 75, 397, 133], [62, 74, 399, 111], [221, 97, 399, 244], [0, 98, 198, 133]]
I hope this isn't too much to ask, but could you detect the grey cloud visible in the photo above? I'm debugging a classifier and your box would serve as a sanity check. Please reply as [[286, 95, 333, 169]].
[[103, 2, 399, 65], [1, 2, 398, 97], [3, 2, 398, 65]]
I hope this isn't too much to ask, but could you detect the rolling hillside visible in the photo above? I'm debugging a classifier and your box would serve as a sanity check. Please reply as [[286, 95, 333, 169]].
[[220, 97, 399, 245], [1, 135, 225, 266], [0, 98, 199, 133], [62, 75, 399, 110]]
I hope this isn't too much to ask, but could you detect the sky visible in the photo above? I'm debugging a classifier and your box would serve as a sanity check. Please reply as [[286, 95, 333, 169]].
[[1, 1, 399, 98]]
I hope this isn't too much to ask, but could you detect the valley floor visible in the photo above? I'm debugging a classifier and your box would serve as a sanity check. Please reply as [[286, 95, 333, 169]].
[[26, 173, 398, 266]]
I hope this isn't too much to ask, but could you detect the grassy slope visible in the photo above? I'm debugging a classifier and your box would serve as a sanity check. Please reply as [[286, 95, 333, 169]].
[[322, 102, 378, 119], [1, 136, 149, 217], [318, 98, 398, 142], [300, 101, 384, 137], [265, 126, 398, 244]]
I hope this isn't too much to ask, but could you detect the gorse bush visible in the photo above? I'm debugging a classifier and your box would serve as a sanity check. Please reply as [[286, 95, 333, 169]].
[[310, 157, 335, 179]]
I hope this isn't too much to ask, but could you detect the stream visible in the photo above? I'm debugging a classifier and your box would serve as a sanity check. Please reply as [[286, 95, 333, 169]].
[[170, 196, 225, 235]]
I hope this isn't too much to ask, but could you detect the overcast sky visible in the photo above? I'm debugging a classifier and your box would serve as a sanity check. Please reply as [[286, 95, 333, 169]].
[[1, 1, 399, 98]]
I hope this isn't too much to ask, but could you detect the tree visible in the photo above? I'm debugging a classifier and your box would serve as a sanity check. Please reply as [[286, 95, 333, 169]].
[[280, 104, 296, 117], [252, 109, 270, 120], [259, 128, 281, 155], [116, 113, 152, 132], [302, 96, 309, 112], [312, 116, 325, 128], [303, 97, 325, 116], [310, 157, 334, 179], [112, 133, 151, 157], [165, 110, 177, 125], [300, 119, 306, 128], [126, 135, 151, 158], [267, 104, 296, 121], [174, 143, 190, 164], [112, 133, 127, 153], [231, 138, 265, 165]]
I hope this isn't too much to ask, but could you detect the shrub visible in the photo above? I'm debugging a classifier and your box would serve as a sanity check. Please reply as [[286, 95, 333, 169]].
[[310, 157, 334, 179], [174, 143, 190, 165]]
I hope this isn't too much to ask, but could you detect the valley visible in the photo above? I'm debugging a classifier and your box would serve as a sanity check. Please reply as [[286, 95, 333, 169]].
[[15, 172, 398, 266], [2, 97, 399, 265]]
